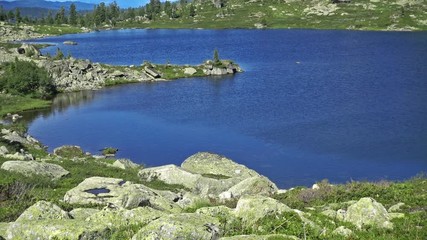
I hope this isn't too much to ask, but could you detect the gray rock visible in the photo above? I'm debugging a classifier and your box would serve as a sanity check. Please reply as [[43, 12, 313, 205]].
[[63, 41, 77, 45], [388, 202, 405, 212], [69, 208, 100, 220], [344, 197, 393, 229], [223, 176, 278, 199], [112, 158, 140, 170], [132, 213, 221, 240], [233, 195, 293, 227], [16, 201, 70, 222], [181, 152, 259, 179], [1, 161, 69, 180], [332, 226, 353, 237], [64, 177, 181, 212], [184, 67, 197, 75]]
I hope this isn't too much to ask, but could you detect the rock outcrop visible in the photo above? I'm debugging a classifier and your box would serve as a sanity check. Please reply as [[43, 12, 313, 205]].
[[16, 201, 70, 222], [343, 197, 393, 229], [0, 161, 69, 180], [63, 176, 181, 212]]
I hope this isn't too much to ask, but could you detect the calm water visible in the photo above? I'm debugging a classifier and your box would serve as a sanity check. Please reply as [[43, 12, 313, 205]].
[[26, 29, 427, 188]]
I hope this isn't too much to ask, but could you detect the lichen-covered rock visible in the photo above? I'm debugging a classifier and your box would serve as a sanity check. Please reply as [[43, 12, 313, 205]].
[[86, 207, 166, 228], [69, 208, 100, 220], [0, 161, 69, 180], [139, 164, 238, 196], [219, 234, 299, 240], [64, 177, 181, 212], [132, 213, 221, 240], [0, 223, 8, 239], [388, 202, 405, 212], [181, 152, 259, 179], [332, 226, 353, 237], [5, 220, 111, 240], [16, 201, 70, 222], [53, 145, 84, 158], [344, 197, 393, 229], [112, 158, 140, 170], [196, 206, 234, 220], [223, 176, 278, 199], [234, 195, 293, 226]]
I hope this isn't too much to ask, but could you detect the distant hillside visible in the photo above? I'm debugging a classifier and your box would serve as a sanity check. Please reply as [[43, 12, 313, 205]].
[[0, 0, 95, 11]]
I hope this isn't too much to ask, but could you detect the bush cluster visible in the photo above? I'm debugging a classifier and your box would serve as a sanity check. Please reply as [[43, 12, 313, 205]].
[[0, 59, 56, 99]]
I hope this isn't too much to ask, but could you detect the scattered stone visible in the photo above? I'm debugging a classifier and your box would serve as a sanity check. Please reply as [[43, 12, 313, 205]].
[[1, 161, 69, 180], [16, 201, 70, 222], [234, 195, 293, 227], [132, 213, 221, 240], [184, 67, 197, 75], [332, 226, 353, 237], [388, 202, 405, 212], [53, 145, 85, 158], [344, 197, 393, 229], [0, 146, 8, 156], [112, 158, 140, 170]]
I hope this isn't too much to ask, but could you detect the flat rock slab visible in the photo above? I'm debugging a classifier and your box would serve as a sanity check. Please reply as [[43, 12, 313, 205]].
[[1, 161, 69, 180], [64, 177, 181, 212]]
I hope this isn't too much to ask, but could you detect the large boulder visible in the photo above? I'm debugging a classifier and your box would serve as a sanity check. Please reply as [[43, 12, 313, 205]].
[[1, 161, 69, 180], [181, 152, 259, 179], [112, 158, 141, 170], [221, 176, 278, 199], [63, 177, 181, 212], [233, 195, 293, 227], [16, 201, 70, 222], [85, 207, 166, 228], [344, 197, 393, 229], [69, 208, 100, 220], [132, 213, 221, 240], [5, 220, 111, 239], [139, 164, 238, 196]]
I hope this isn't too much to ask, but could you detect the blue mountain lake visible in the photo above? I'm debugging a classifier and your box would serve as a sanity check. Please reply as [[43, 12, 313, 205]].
[[25, 29, 427, 188]]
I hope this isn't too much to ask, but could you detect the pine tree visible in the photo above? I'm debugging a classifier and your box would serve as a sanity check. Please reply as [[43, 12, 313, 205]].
[[189, 4, 196, 17], [15, 8, 21, 23], [69, 3, 78, 25], [213, 49, 220, 65]]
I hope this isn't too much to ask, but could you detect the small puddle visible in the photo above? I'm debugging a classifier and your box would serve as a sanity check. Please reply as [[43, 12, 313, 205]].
[[85, 188, 110, 195]]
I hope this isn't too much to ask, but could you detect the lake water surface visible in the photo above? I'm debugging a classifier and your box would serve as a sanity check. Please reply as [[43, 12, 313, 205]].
[[26, 29, 427, 188]]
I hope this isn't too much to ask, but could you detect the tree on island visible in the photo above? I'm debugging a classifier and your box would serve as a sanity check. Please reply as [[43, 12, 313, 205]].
[[213, 49, 221, 66]]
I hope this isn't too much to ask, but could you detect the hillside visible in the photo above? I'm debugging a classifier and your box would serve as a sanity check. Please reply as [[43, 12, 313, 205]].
[[117, 0, 427, 31], [0, 0, 95, 11]]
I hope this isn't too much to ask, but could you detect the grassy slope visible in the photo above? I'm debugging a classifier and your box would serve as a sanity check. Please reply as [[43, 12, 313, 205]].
[[117, 0, 427, 30], [0, 94, 51, 117]]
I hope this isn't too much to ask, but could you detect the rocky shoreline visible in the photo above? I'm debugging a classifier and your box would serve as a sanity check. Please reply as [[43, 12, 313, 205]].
[[0, 128, 413, 239]]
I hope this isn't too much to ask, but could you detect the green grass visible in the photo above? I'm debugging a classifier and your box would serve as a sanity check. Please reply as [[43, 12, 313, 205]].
[[33, 25, 83, 35], [0, 94, 51, 117]]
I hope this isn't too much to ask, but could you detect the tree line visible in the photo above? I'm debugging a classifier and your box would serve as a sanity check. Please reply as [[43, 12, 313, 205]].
[[0, 0, 201, 27]]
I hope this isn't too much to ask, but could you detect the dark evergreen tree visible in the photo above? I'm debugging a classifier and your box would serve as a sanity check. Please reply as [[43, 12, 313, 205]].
[[69, 3, 78, 25], [189, 4, 196, 17]]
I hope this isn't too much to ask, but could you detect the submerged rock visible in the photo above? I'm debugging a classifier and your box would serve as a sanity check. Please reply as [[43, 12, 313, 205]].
[[132, 213, 221, 240], [344, 197, 393, 229], [16, 201, 70, 222], [1, 161, 69, 180]]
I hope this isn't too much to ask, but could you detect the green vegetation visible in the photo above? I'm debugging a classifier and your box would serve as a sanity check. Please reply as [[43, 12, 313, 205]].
[[102, 147, 118, 156], [33, 25, 83, 35], [0, 94, 50, 117], [0, 59, 56, 99]]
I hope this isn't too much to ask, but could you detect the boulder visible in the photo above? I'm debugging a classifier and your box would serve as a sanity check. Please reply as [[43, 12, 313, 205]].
[[181, 152, 259, 179], [222, 176, 278, 199], [233, 195, 293, 227], [112, 158, 140, 170], [139, 164, 238, 196], [132, 213, 221, 240], [332, 226, 353, 237], [344, 197, 393, 229], [17, 44, 41, 56], [16, 201, 70, 222], [0, 223, 8, 239], [184, 67, 197, 75], [196, 206, 234, 220], [1, 161, 69, 180], [64, 177, 181, 212], [5, 220, 111, 239], [53, 145, 84, 158], [69, 208, 100, 220], [85, 207, 166, 228], [63, 41, 78, 45], [0, 146, 9, 156], [220, 235, 299, 240], [388, 202, 405, 212]]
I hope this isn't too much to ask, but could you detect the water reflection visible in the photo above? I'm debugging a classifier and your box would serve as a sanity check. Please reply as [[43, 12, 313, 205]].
[[21, 90, 96, 123]]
